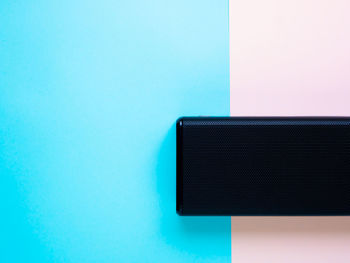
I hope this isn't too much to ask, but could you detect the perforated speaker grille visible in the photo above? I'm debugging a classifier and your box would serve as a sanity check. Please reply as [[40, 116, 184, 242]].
[[176, 117, 350, 215]]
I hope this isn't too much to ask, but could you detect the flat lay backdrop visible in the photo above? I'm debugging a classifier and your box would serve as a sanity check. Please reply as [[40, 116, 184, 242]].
[[0, 1, 230, 262], [2, 0, 350, 262]]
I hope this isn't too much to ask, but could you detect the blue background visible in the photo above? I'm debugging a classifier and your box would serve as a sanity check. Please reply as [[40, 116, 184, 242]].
[[0, 0, 230, 262]]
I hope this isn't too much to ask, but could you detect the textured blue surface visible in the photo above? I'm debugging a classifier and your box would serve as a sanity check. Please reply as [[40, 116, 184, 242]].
[[0, 0, 230, 262]]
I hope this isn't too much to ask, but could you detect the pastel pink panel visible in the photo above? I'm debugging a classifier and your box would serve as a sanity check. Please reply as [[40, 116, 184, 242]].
[[231, 217, 350, 263], [230, 0, 350, 116], [230, 0, 350, 262]]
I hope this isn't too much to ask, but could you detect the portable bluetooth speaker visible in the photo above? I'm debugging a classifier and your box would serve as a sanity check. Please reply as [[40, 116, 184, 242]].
[[176, 117, 350, 215]]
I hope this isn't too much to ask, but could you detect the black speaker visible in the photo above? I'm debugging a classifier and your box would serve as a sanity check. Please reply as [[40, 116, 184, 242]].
[[176, 117, 350, 215]]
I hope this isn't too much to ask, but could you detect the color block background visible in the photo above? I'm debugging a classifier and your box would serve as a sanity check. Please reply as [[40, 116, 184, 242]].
[[3, 1, 350, 262], [0, 1, 230, 262]]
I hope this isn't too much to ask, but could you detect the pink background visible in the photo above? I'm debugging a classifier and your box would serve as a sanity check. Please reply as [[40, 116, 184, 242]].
[[230, 0, 350, 262], [231, 217, 350, 262], [230, 0, 350, 116]]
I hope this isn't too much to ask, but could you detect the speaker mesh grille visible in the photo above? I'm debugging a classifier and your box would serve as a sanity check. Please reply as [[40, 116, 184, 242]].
[[177, 117, 350, 215]]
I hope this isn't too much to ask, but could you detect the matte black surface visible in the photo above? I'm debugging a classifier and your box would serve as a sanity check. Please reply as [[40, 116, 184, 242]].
[[176, 117, 350, 215]]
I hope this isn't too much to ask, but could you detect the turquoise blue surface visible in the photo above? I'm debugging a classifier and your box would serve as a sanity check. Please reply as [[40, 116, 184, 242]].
[[0, 0, 230, 262]]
